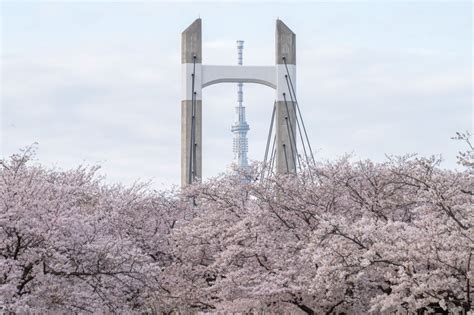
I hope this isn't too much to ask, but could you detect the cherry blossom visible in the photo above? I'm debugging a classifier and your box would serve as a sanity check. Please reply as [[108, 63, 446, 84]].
[[1, 136, 472, 313]]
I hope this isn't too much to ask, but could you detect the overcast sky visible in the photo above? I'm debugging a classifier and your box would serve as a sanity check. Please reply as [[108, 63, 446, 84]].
[[1, 1, 472, 188]]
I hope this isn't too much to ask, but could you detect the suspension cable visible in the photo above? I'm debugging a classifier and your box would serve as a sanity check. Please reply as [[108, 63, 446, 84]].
[[188, 55, 197, 184], [262, 102, 276, 179], [283, 57, 315, 164], [284, 117, 296, 172], [285, 75, 309, 166], [283, 93, 301, 170], [267, 134, 276, 179], [192, 91, 198, 181], [282, 143, 289, 173], [284, 75, 315, 181]]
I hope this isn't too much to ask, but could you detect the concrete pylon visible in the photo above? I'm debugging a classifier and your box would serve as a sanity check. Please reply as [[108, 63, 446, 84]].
[[275, 19, 297, 174], [180, 18, 299, 186], [181, 18, 202, 186]]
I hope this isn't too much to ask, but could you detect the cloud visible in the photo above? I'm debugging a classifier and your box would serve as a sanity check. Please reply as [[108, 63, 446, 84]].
[[2, 8, 471, 187]]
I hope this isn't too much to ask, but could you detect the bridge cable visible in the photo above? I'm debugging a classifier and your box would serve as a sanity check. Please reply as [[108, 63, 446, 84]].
[[193, 91, 198, 181], [188, 55, 197, 184], [283, 57, 315, 164], [285, 75, 310, 167], [262, 102, 276, 180], [282, 143, 290, 173], [267, 134, 277, 179], [283, 93, 301, 171], [284, 117, 296, 171]]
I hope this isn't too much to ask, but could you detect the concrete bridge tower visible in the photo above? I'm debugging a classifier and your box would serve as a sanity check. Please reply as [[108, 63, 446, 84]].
[[181, 18, 297, 186]]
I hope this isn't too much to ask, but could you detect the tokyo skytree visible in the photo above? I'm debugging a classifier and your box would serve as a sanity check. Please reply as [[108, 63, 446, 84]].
[[231, 40, 250, 168]]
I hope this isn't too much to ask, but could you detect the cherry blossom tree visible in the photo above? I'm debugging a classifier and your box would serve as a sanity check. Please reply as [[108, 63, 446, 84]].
[[167, 136, 473, 314], [1, 135, 472, 313], [0, 148, 184, 313]]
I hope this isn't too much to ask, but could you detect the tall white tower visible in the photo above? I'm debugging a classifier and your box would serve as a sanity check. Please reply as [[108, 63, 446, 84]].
[[231, 40, 250, 168]]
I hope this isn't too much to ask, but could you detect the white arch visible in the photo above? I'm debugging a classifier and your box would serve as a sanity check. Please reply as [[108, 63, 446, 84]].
[[201, 65, 276, 89], [203, 78, 276, 89]]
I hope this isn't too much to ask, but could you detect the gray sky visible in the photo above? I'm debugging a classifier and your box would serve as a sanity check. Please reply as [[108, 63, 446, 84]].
[[1, 1, 472, 188]]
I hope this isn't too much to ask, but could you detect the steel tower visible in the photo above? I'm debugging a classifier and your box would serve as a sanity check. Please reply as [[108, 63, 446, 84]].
[[231, 40, 250, 168]]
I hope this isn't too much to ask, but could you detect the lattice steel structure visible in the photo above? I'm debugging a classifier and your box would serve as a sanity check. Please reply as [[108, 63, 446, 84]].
[[231, 40, 250, 168]]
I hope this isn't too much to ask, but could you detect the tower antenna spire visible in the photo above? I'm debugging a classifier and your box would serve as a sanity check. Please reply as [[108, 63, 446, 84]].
[[231, 40, 250, 171]]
